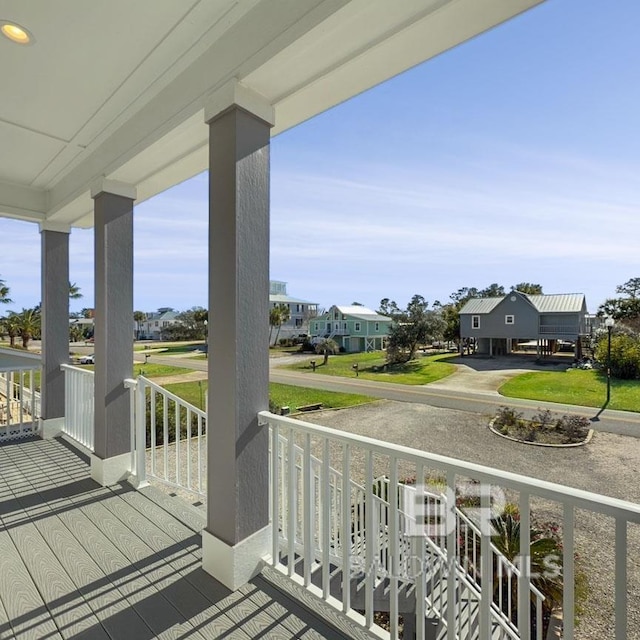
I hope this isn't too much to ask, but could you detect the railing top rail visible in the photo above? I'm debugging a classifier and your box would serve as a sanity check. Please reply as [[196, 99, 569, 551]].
[[136, 375, 206, 419], [0, 346, 41, 361], [61, 363, 95, 376], [0, 365, 41, 372], [260, 411, 640, 521]]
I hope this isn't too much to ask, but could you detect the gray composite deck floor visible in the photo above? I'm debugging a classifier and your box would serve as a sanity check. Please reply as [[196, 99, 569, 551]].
[[0, 436, 350, 640]]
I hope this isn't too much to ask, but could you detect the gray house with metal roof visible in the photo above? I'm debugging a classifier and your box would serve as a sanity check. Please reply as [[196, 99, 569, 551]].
[[459, 291, 589, 356]]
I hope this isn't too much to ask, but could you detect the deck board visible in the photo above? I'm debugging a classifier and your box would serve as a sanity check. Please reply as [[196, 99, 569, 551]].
[[0, 436, 354, 640]]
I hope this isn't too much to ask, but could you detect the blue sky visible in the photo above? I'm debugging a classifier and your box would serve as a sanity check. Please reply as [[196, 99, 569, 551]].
[[2, 0, 639, 315]]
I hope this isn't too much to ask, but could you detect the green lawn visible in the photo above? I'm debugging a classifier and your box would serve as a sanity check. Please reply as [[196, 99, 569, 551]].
[[285, 350, 456, 385], [74, 362, 192, 379], [134, 341, 205, 354], [499, 369, 640, 412], [164, 380, 374, 412]]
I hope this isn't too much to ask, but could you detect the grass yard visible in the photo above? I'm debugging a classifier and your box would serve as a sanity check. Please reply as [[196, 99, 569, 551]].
[[73, 362, 193, 379], [499, 369, 640, 412], [163, 380, 374, 412], [132, 362, 195, 378], [134, 341, 205, 354], [285, 350, 456, 385]]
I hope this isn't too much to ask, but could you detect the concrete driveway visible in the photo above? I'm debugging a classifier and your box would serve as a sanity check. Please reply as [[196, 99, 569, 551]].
[[426, 354, 569, 395]]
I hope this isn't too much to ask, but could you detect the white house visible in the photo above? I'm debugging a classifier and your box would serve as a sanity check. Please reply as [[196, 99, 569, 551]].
[[269, 281, 318, 338], [139, 308, 179, 340]]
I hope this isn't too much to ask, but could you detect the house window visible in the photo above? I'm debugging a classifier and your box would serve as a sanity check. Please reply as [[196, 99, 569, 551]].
[[472, 316, 480, 329], [327, 322, 331, 331], [343, 322, 347, 331], [334, 311, 339, 320], [295, 318, 302, 327], [314, 323, 318, 332], [375, 322, 379, 331], [355, 322, 361, 331], [505, 315, 515, 325], [335, 323, 339, 332]]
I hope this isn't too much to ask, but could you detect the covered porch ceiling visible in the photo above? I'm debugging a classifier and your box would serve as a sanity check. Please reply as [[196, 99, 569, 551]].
[[0, 0, 544, 229]]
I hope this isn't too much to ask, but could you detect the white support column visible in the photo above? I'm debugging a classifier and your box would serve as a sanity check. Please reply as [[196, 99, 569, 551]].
[[90, 179, 136, 486], [201, 79, 275, 590], [39, 222, 71, 439]]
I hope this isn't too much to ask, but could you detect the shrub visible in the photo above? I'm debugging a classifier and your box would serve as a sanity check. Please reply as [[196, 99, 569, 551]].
[[595, 332, 640, 379], [532, 409, 554, 430], [494, 406, 523, 429], [560, 414, 590, 442]]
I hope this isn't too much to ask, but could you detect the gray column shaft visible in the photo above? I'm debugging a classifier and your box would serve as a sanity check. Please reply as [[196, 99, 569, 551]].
[[41, 230, 69, 419], [207, 107, 270, 545], [93, 192, 134, 459]]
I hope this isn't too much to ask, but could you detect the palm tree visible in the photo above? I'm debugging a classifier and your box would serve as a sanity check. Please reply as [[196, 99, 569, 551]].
[[489, 513, 564, 627], [69, 282, 83, 300], [315, 337, 339, 365], [0, 276, 12, 305], [0, 314, 19, 347], [273, 303, 291, 346], [269, 306, 281, 346], [14, 308, 41, 349], [133, 311, 146, 340]]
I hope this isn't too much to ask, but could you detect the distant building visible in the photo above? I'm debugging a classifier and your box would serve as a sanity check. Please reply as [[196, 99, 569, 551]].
[[459, 291, 590, 356], [310, 305, 392, 352], [269, 281, 318, 338], [139, 308, 179, 340]]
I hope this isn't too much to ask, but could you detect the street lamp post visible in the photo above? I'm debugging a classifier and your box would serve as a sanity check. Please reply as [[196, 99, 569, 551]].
[[204, 319, 208, 359], [605, 316, 614, 404]]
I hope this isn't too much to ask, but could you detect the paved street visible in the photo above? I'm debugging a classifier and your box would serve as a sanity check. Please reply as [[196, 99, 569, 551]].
[[137, 351, 640, 438]]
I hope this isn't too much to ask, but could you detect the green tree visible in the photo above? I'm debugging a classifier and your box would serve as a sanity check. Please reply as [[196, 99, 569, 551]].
[[272, 303, 290, 346], [378, 298, 401, 319], [489, 513, 564, 626], [615, 277, 640, 299], [69, 323, 84, 342], [69, 282, 83, 300], [160, 307, 207, 341], [14, 308, 41, 349], [478, 283, 505, 298], [598, 277, 640, 325], [511, 283, 543, 295], [386, 295, 444, 363], [0, 276, 11, 305], [315, 337, 339, 365], [595, 331, 640, 379], [269, 306, 281, 346], [133, 311, 146, 340], [0, 314, 19, 347]]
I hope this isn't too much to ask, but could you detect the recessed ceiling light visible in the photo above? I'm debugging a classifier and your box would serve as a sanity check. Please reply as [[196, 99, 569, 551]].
[[0, 21, 33, 45]]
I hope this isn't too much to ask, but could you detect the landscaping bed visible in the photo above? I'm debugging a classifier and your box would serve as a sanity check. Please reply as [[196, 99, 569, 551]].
[[490, 406, 592, 446]]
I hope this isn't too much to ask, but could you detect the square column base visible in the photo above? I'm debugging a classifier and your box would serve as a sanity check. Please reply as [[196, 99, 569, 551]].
[[202, 525, 271, 590], [40, 417, 65, 439], [90, 452, 130, 486]]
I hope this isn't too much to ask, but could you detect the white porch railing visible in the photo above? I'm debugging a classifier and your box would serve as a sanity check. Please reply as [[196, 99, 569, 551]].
[[259, 410, 640, 640], [125, 375, 206, 499], [0, 367, 41, 440], [61, 364, 95, 451]]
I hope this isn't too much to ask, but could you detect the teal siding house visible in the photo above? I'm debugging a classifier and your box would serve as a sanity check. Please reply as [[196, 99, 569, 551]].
[[311, 305, 392, 352]]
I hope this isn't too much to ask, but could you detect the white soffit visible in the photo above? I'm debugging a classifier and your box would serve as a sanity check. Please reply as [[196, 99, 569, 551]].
[[0, 0, 545, 228]]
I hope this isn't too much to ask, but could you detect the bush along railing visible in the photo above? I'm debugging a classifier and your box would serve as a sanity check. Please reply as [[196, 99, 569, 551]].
[[126, 375, 206, 499], [0, 367, 41, 440], [61, 364, 95, 451], [260, 410, 640, 640]]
